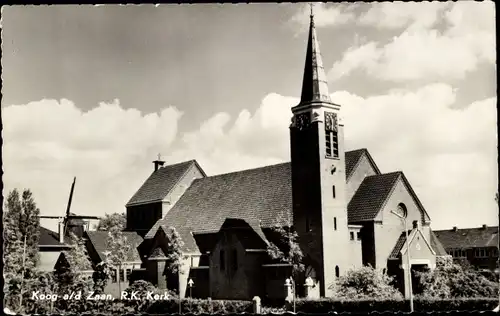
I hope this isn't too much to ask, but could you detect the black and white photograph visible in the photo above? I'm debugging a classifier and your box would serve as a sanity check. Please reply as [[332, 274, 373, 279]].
[[1, 2, 498, 314]]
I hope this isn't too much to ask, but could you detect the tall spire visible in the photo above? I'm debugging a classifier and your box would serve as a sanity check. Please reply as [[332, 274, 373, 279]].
[[299, 3, 332, 106]]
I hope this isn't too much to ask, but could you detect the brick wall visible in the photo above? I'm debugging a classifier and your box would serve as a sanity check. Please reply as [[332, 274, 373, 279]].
[[162, 164, 205, 218], [346, 154, 378, 202], [373, 178, 424, 270]]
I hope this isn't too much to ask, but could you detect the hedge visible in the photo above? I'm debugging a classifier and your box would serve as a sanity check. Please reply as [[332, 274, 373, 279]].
[[293, 297, 498, 313], [147, 298, 253, 314]]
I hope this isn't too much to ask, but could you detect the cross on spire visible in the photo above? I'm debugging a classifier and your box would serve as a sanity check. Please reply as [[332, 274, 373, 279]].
[[309, 3, 314, 18], [157, 153, 162, 161]]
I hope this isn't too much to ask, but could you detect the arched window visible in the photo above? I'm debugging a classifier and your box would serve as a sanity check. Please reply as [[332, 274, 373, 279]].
[[335, 266, 340, 278]]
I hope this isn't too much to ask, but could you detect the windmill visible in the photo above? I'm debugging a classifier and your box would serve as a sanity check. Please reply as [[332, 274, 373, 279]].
[[40, 177, 101, 243]]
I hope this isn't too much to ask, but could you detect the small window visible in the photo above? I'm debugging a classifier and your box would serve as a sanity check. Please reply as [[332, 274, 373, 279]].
[[356, 232, 361, 241], [350, 232, 354, 240], [335, 266, 340, 278], [126, 269, 132, 282], [220, 250, 225, 271], [334, 217, 337, 231], [120, 269, 125, 282], [332, 185, 336, 198]]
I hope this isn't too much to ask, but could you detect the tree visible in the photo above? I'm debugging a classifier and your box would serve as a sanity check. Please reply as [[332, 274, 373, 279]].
[[331, 265, 403, 300], [4, 189, 40, 275], [165, 227, 185, 314], [96, 212, 126, 231], [3, 189, 41, 312], [416, 256, 498, 299], [106, 227, 131, 295], [266, 213, 304, 312]]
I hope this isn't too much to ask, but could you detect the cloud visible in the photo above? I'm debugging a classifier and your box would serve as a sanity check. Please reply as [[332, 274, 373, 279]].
[[289, 3, 356, 32], [2, 83, 497, 232], [328, 1, 495, 82], [359, 2, 450, 30]]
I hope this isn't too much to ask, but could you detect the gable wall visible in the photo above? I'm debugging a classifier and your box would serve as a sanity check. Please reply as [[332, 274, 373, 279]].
[[209, 231, 266, 300], [162, 164, 205, 218], [373, 178, 424, 269], [126, 202, 163, 238], [346, 154, 378, 202], [403, 231, 436, 267]]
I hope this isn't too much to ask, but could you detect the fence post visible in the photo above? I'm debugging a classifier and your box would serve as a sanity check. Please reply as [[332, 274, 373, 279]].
[[252, 296, 261, 314]]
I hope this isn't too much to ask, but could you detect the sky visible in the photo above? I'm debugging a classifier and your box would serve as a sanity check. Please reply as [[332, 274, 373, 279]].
[[1, 2, 497, 232]]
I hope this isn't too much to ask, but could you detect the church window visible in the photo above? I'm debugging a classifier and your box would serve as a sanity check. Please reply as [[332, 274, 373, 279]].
[[334, 217, 337, 230], [220, 250, 226, 271], [335, 266, 340, 278], [325, 132, 339, 158], [349, 232, 354, 240], [357, 232, 362, 241], [332, 185, 336, 198]]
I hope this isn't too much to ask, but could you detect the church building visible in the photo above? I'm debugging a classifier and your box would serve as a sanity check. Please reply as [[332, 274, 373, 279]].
[[124, 10, 448, 301]]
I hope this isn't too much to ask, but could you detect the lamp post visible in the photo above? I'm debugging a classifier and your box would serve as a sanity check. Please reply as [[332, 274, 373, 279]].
[[391, 210, 414, 313]]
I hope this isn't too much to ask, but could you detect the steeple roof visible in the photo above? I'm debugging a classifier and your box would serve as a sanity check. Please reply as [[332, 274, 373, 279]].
[[299, 5, 333, 106]]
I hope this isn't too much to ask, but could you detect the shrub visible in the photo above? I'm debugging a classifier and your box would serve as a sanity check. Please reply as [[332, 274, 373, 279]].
[[330, 265, 403, 300], [147, 298, 253, 314], [292, 297, 498, 313], [416, 256, 499, 299]]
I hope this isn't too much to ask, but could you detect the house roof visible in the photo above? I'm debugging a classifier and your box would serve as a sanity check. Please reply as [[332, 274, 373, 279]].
[[146, 162, 293, 252], [39, 226, 70, 248], [347, 172, 401, 222], [126, 160, 203, 207], [345, 148, 381, 180], [434, 226, 499, 249], [86, 231, 143, 262], [429, 230, 449, 256]]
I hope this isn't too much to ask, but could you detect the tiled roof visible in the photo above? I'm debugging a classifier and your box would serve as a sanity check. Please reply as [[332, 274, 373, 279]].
[[389, 230, 411, 259], [146, 162, 292, 252], [126, 160, 197, 206], [149, 247, 168, 260], [347, 172, 401, 222], [429, 230, 449, 256], [345, 149, 365, 178], [218, 218, 269, 250], [434, 226, 499, 249], [143, 151, 402, 252], [86, 231, 143, 262], [39, 226, 70, 247]]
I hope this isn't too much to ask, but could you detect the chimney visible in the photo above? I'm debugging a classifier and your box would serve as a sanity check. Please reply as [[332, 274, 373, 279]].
[[453, 226, 458, 232], [482, 224, 487, 229], [58, 220, 65, 243], [412, 220, 421, 230], [153, 159, 165, 172]]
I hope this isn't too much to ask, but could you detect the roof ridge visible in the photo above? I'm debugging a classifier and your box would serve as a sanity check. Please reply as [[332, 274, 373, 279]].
[[203, 161, 290, 179]]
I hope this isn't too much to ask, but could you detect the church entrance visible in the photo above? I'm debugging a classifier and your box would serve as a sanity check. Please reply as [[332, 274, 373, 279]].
[[410, 264, 428, 296]]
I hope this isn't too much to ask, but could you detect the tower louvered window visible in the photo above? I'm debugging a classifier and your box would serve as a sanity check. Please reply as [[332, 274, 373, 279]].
[[325, 112, 339, 158]]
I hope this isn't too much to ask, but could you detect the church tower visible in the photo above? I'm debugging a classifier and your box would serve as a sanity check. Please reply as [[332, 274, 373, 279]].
[[290, 6, 350, 297]]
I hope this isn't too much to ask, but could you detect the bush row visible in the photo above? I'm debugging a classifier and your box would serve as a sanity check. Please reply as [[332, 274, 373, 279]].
[[19, 297, 498, 314], [293, 297, 498, 313]]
